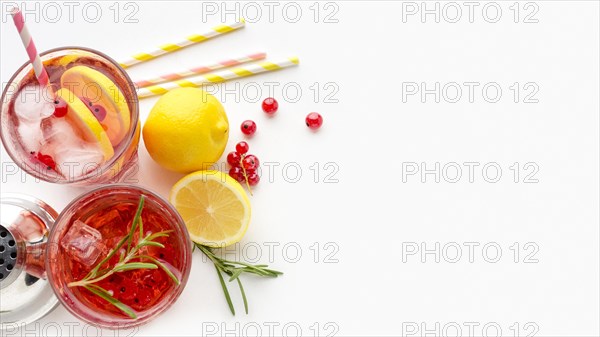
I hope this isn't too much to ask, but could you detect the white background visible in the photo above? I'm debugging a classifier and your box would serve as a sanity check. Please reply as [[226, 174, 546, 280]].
[[1, 1, 599, 336]]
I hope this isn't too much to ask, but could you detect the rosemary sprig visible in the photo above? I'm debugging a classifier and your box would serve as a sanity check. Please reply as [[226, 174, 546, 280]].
[[196, 243, 282, 315], [68, 196, 180, 319]]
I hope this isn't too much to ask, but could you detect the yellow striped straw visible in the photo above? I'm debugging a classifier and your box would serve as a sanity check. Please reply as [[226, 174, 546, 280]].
[[137, 57, 299, 98], [119, 19, 246, 69]]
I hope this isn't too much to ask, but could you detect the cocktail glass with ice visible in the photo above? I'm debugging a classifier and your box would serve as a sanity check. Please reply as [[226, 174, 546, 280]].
[[45, 185, 192, 329], [1, 47, 139, 184]]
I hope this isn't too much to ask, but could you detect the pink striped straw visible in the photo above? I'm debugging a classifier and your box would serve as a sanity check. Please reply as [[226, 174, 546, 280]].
[[10, 7, 51, 90], [134, 52, 267, 88]]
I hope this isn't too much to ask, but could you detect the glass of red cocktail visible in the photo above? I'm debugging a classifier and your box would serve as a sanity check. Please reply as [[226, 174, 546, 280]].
[[45, 185, 192, 328]]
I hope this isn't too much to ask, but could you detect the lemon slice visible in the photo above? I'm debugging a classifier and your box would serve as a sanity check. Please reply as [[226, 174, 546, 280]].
[[170, 170, 251, 247], [55, 88, 114, 161], [61, 66, 131, 146]]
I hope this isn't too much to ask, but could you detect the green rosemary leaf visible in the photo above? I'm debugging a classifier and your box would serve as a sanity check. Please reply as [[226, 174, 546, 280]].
[[218, 259, 276, 274], [228, 269, 244, 282], [138, 217, 144, 240], [198, 245, 222, 267], [146, 230, 174, 241], [219, 265, 236, 276], [113, 262, 158, 273], [138, 241, 165, 248], [84, 284, 137, 319], [215, 265, 235, 315], [263, 269, 284, 276], [138, 255, 181, 286], [240, 266, 273, 277], [197, 244, 213, 256], [236, 278, 248, 314], [127, 196, 145, 254]]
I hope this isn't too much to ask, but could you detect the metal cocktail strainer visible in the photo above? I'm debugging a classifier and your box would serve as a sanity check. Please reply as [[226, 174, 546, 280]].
[[0, 194, 59, 329], [0, 225, 18, 282]]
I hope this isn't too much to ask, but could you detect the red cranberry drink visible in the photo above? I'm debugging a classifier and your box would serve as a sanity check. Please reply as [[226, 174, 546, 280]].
[[0, 47, 139, 184], [46, 185, 192, 328]]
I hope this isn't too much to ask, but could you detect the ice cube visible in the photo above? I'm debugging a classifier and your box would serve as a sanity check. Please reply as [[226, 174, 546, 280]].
[[60, 220, 106, 267], [37, 116, 106, 179], [17, 121, 43, 153], [14, 85, 55, 123], [41, 117, 80, 149], [54, 143, 104, 179]]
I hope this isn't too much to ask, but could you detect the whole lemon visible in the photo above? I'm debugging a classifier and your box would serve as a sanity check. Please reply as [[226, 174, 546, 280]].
[[143, 88, 229, 173]]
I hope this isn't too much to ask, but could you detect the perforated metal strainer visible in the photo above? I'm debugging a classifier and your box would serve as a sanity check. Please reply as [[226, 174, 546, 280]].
[[0, 194, 59, 330], [0, 225, 18, 282]]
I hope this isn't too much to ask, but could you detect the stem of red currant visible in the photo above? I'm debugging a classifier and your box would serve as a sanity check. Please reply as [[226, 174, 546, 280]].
[[239, 155, 253, 196]]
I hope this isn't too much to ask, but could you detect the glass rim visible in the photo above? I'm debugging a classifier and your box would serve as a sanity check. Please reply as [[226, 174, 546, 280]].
[[0, 46, 140, 184], [45, 184, 192, 329]]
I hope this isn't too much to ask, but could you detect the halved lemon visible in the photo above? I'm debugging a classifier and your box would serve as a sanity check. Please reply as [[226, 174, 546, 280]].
[[61, 66, 131, 146], [170, 170, 251, 247], [55, 88, 114, 161]]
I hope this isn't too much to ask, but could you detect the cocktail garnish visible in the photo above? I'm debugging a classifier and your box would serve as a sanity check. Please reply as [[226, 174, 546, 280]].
[[67, 196, 180, 319], [197, 244, 282, 315]]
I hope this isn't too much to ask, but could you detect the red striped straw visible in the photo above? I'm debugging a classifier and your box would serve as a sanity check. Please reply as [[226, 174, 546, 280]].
[[10, 7, 51, 91], [134, 52, 267, 88]]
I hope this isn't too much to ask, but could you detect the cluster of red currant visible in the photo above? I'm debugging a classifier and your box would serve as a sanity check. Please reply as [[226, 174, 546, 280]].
[[227, 141, 260, 192], [238, 97, 323, 137], [230, 98, 323, 193]]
